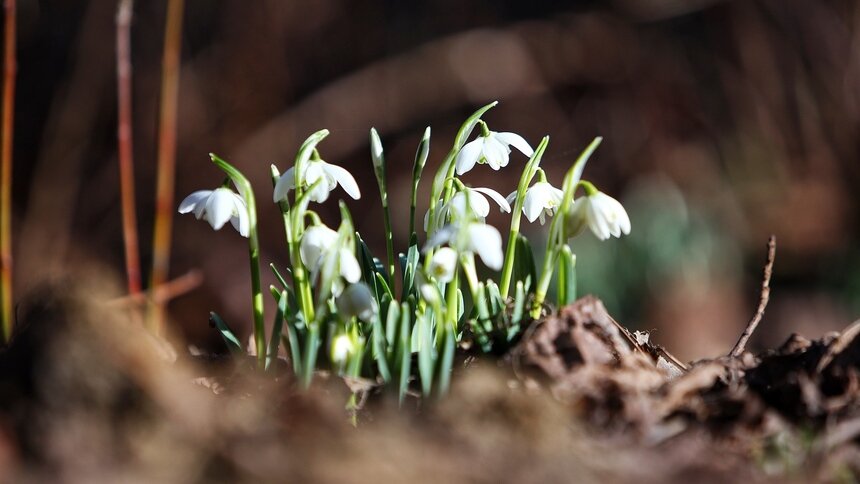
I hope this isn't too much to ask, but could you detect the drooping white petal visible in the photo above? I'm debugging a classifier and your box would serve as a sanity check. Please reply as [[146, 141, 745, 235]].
[[429, 247, 458, 283], [339, 248, 362, 283], [465, 223, 503, 270], [300, 225, 338, 269], [424, 224, 457, 251], [495, 132, 534, 157], [522, 190, 545, 223], [455, 138, 483, 175], [481, 136, 509, 170], [273, 167, 296, 203], [472, 187, 511, 213], [323, 163, 361, 200], [586, 199, 611, 240], [505, 191, 517, 206], [228, 194, 250, 238], [205, 189, 237, 230], [178, 190, 211, 214], [331, 334, 353, 363], [337, 283, 378, 321], [304, 162, 332, 203]]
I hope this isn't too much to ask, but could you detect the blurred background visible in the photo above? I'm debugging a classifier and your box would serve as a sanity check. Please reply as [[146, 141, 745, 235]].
[[6, 0, 860, 361]]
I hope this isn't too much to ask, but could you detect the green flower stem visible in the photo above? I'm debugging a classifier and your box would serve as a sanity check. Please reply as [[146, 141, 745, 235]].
[[444, 271, 459, 334], [409, 127, 431, 238], [499, 136, 549, 298], [370, 129, 396, 286], [210, 153, 266, 367], [529, 137, 602, 318]]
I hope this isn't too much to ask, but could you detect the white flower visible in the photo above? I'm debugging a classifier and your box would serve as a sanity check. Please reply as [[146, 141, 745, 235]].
[[273, 158, 360, 204], [178, 187, 249, 237], [429, 247, 458, 283], [300, 225, 361, 291], [336, 283, 378, 321], [448, 187, 511, 219], [424, 187, 511, 231], [455, 131, 533, 175], [426, 222, 503, 271], [507, 181, 564, 225], [331, 334, 354, 364], [566, 192, 631, 241]]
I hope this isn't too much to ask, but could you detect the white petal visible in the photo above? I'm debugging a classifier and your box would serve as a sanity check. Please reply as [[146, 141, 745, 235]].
[[205, 189, 236, 230], [455, 138, 483, 175], [466, 223, 503, 270], [482, 136, 508, 170], [522, 190, 544, 223], [273, 167, 295, 203], [505, 191, 517, 205], [472, 187, 511, 213], [586, 199, 611, 240], [300, 225, 338, 268], [323, 162, 361, 200], [229, 195, 250, 237], [495, 132, 534, 157], [178, 190, 211, 214], [467, 190, 490, 218], [424, 224, 457, 251], [429, 247, 458, 283], [339, 249, 362, 283]]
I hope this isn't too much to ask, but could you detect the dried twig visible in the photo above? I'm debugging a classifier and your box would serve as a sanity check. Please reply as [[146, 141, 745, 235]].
[[148, 0, 185, 334], [729, 235, 776, 358], [1, 0, 17, 341], [116, 0, 142, 296], [109, 269, 202, 307]]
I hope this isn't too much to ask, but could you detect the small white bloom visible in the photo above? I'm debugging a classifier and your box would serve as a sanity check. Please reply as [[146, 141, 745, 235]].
[[455, 131, 533, 175], [370, 128, 384, 169], [273, 158, 361, 204], [300, 225, 362, 290], [331, 334, 354, 364], [426, 222, 503, 271], [567, 191, 631, 241], [336, 283, 378, 321], [178, 187, 249, 237], [448, 187, 511, 219], [507, 181, 564, 225], [429, 247, 458, 283]]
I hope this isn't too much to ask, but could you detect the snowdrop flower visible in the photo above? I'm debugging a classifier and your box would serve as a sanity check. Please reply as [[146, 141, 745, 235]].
[[449, 187, 511, 219], [331, 334, 354, 364], [455, 125, 533, 175], [507, 181, 564, 225], [300, 225, 361, 291], [178, 187, 249, 237], [426, 222, 503, 271], [336, 283, 378, 321], [566, 191, 631, 241], [273, 158, 360, 204], [424, 187, 511, 231], [429, 247, 458, 283]]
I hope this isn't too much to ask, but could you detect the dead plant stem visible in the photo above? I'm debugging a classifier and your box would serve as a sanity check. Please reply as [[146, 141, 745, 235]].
[[1, 0, 17, 341], [729, 235, 776, 358]]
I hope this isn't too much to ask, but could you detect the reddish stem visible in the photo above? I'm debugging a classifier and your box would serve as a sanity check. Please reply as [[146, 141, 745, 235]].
[[1, 0, 17, 342], [148, 0, 185, 334], [117, 0, 142, 296]]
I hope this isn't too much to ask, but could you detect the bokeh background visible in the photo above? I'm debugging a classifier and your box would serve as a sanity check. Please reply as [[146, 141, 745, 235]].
[[7, 0, 860, 361]]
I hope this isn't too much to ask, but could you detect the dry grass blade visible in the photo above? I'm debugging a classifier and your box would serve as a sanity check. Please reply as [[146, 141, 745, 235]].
[[1, 0, 16, 341], [729, 235, 776, 358]]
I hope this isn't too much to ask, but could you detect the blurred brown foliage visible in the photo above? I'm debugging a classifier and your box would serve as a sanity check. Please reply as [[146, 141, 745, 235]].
[[6, 0, 860, 359]]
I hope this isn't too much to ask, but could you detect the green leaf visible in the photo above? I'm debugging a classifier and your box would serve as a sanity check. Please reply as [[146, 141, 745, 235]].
[[400, 241, 420, 300], [454, 101, 498, 150], [265, 290, 288, 371], [417, 309, 435, 397], [385, 302, 400, 351], [436, 328, 455, 397], [556, 245, 577, 307], [371, 314, 392, 383], [513, 233, 537, 293], [209, 311, 244, 357], [512, 280, 527, 327], [396, 302, 413, 405]]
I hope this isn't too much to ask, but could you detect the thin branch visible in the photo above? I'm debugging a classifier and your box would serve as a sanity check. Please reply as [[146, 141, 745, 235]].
[[1, 0, 17, 342], [148, 0, 185, 334], [117, 0, 142, 296], [729, 235, 776, 358], [108, 269, 202, 307]]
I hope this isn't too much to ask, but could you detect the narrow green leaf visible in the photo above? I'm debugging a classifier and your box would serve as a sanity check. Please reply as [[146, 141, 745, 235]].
[[209, 311, 244, 357], [397, 302, 412, 404], [514, 234, 537, 293], [556, 246, 577, 306], [372, 314, 392, 383], [265, 290, 288, 371]]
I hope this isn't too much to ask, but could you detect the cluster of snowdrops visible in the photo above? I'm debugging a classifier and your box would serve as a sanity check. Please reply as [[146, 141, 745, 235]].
[[178, 102, 630, 402]]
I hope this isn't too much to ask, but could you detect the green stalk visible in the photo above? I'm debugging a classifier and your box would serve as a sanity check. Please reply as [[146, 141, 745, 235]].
[[370, 129, 396, 286], [499, 137, 549, 298], [210, 153, 265, 367], [409, 127, 431, 237], [530, 137, 602, 318]]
